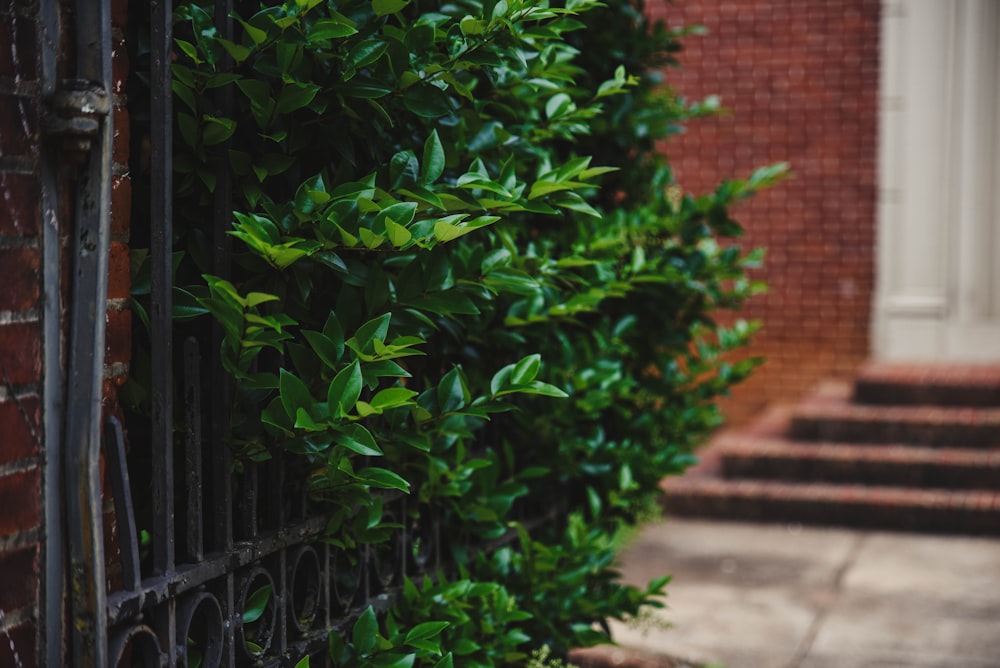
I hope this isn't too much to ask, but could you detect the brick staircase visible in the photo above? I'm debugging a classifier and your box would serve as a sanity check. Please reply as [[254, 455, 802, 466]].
[[661, 363, 1000, 534]]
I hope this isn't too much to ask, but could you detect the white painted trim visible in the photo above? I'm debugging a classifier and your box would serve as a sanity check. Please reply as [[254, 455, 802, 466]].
[[874, 0, 1000, 361]]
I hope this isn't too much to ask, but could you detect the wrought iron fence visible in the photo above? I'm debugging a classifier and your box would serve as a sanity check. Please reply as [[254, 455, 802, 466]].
[[57, 0, 571, 663], [80, 1, 443, 665]]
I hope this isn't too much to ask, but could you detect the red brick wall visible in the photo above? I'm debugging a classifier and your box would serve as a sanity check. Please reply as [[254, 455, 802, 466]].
[[0, 1, 131, 663], [649, 0, 880, 423], [0, 3, 44, 663]]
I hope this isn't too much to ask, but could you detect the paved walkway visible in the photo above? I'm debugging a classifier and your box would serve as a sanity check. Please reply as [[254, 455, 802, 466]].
[[604, 519, 1000, 668]]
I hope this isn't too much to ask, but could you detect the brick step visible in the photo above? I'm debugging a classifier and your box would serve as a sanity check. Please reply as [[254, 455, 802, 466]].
[[660, 477, 1000, 535], [789, 382, 1000, 446], [853, 363, 1000, 407], [718, 438, 1000, 489]]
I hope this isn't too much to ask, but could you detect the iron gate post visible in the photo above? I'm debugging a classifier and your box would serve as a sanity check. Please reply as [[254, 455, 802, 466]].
[[58, 0, 113, 665]]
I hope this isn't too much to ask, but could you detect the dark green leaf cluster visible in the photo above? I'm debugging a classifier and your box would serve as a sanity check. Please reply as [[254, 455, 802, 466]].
[[156, 0, 785, 663]]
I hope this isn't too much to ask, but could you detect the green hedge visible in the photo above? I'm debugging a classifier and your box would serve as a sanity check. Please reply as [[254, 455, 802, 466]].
[[152, 0, 783, 664]]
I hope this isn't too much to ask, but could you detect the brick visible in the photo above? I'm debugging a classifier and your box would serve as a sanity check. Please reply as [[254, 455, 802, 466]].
[[111, 0, 129, 28], [655, 0, 879, 423], [0, 247, 40, 312], [0, 322, 41, 386], [112, 32, 129, 96], [0, 12, 38, 80], [112, 105, 130, 164], [0, 618, 37, 668], [0, 396, 40, 464], [110, 175, 132, 238], [0, 545, 38, 612], [0, 467, 40, 538], [104, 307, 132, 368], [0, 93, 37, 157], [0, 173, 40, 236], [106, 241, 131, 300]]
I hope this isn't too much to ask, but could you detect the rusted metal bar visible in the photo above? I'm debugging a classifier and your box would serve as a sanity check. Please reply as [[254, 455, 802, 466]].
[[38, 0, 65, 661], [62, 0, 113, 664], [105, 516, 327, 625]]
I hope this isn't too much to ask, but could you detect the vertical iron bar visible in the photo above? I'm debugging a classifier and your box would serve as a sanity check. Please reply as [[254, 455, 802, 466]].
[[104, 418, 142, 592], [264, 453, 285, 529], [212, 7, 236, 667], [210, 0, 235, 555], [149, 0, 175, 577], [238, 464, 259, 539], [277, 550, 288, 654], [222, 574, 236, 668], [63, 0, 112, 664], [184, 337, 204, 561], [39, 0, 65, 663], [149, 0, 177, 664]]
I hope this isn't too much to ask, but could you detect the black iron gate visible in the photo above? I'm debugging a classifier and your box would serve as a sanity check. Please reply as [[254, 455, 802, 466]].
[[52, 1, 442, 665]]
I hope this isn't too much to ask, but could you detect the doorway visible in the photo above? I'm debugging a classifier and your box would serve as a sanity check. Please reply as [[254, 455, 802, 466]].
[[874, 0, 1000, 360]]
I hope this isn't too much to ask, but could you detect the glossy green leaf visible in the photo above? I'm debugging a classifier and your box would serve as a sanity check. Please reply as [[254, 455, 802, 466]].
[[333, 424, 382, 456], [309, 18, 358, 40], [242, 583, 272, 623], [421, 130, 445, 184], [511, 354, 541, 384], [327, 360, 362, 418], [352, 606, 378, 654], [437, 367, 468, 413], [430, 654, 454, 668], [357, 467, 410, 492], [370, 387, 418, 409], [279, 369, 313, 420], [372, 0, 409, 14]]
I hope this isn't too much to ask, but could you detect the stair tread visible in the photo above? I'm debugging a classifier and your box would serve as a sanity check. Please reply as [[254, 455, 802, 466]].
[[716, 436, 1000, 466], [787, 381, 1000, 446], [663, 475, 1000, 504], [795, 382, 1000, 423], [857, 362, 1000, 388], [854, 363, 1000, 407]]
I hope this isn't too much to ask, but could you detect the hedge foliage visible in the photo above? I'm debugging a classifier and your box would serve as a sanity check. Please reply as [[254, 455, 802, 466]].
[[155, 0, 783, 663]]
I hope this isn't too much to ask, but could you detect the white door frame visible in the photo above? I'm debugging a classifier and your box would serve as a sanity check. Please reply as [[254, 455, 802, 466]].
[[874, 0, 1000, 361]]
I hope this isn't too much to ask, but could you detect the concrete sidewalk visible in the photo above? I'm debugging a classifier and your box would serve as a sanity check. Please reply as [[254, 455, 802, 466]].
[[603, 519, 1000, 668]]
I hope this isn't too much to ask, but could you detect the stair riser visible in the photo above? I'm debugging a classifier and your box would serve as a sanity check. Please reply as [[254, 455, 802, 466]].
[[789, 417, 1000, 447], [662, 493, 1000, 535], [722, 456, 999, 489], [854, 382, 1000, 407]]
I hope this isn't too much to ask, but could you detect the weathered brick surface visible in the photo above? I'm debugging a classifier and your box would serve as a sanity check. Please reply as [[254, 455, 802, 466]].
[[0, 6, 44, 657], [0, 545, 38, 612], [0, 92, 37, 157], [0, 468, 40, 539], [112, 105, 130, 165], [0, 8, 38, 78], [0, 247, 41, 312], [648, 0, 880, 424], [104, 306, 132, 368], [721, 440, 1000, 489], [854, 363, 1000, 406], [0, 619, 37, 668], [0, 397, 40, 464], [0, 322, 41, 386], [0, 173, 40, 236], [106, 241, 131, 301], [110, 174, 132, 238]]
